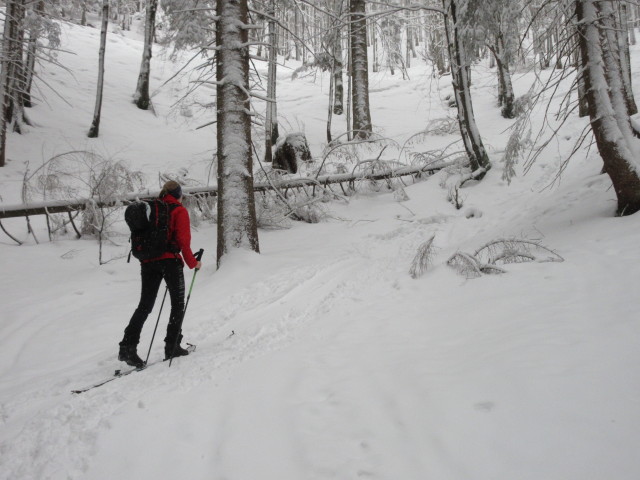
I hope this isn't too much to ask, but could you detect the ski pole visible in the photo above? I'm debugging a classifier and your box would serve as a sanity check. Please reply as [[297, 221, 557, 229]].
[[144, 286, 168, 365], [169, 248, 204, 366]]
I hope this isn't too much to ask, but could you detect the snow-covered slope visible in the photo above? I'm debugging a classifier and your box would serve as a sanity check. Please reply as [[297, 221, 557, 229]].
[[1, 18, 639, 480]]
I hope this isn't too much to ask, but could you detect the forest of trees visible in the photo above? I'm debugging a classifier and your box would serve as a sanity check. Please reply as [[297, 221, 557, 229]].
[[0, 0, 639, 264]]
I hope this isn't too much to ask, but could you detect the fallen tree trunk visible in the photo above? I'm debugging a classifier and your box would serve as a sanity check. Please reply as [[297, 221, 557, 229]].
[[0, 163, 445, 219]]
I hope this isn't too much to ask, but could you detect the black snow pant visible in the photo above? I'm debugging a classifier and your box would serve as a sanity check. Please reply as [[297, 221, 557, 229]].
[[120, 258, 185, 348]]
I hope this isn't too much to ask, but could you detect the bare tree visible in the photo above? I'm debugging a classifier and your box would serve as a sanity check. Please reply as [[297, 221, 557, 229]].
[[216, 0, 260, 266], [88, 0, 109, 138], [614, 2, 637, 116], [264, 0, 279, 163], [442, 0, 491, 177], [133, 0, 158, 110], [23, 0, 46, 107], [332, 0, 344, 115], [349, 0, 372, 139], [476, 0, 520, 119]]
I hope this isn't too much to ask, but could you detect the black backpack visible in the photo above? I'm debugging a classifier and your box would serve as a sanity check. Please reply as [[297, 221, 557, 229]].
[[125, 200, 179, 261]]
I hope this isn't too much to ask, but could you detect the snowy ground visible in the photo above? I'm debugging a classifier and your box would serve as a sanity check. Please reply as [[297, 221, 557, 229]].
[[1, 17, 640, 480]]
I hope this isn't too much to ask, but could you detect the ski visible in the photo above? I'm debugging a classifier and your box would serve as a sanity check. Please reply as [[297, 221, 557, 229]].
[[71, 343, 196, 395]]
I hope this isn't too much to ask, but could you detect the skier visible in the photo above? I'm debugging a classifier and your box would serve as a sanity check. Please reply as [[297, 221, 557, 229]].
[[118, 180, 202, 368]]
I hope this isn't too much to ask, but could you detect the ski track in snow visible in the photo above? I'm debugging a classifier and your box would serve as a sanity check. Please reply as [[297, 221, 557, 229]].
[[5, 171, 640, 479], [0, 214, 435, 479], [3, 164, 640, 480]]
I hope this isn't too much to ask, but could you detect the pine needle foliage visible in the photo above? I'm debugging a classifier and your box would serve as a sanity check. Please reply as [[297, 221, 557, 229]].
[[409, 235, 436, 279], [474, 239, 564, 265], [446, 239, 562, 279], [446, 252, 507, 279]]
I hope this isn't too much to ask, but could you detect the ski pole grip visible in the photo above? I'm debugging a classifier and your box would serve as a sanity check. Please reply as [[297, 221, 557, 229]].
[[195, 248, 204, 262]]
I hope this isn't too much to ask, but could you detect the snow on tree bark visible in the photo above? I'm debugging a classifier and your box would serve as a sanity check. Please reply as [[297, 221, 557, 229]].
[[576, 0, 640, 215], [490, 32, 515, 119], [216, 0, 260, 265], [133, 0, 158, 110], [88, 0, 109, 138], [443, 0, 491, 176], [349, 0, 372, 139]]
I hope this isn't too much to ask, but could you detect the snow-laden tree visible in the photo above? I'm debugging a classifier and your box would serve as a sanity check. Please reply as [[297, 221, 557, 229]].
[[469, 0, 521, 118], [380, 12, 406, 78], [0, 0, 61, 166], [575, 0, 640, 215], [161, 0, 214, 52], [215, 0, 260, 265]]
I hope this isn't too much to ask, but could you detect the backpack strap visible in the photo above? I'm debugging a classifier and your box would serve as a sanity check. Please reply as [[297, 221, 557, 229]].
[[154, 199, 181, 254]]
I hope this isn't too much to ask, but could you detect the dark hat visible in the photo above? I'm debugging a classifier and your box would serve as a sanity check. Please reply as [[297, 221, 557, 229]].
[[168, 184, 182, 199], [159, 180, 183, 200]]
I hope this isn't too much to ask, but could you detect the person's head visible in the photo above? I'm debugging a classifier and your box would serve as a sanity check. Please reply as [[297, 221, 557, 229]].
[[159, 180, 183, 202]]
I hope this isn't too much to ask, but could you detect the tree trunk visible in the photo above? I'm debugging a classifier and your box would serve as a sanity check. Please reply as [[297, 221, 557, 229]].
[[443, 0, 491, 176], [372, 11, 378, 73], [628, 1, 637, 45], [405, 0, 416, 60], [0, 0, 16, 167], [216, 0, 260, 266], [265, 0, 279, 162], [577, 60, 590, 118], [491, 33, 515, 119], [24, 37, 36, 107], [264, 0, 278, 163], [349, 0, 372, 139], [614, 3, 637, 115], [576, 0, 640, 216], [24, 0, 45, 108], [134, 0, 157, 110], [8, 0, 29, 133], [332, 0, 344, 115], [327, 62, 334, 144], [301, 3, 307, 64], [346, 36, 352, 141], [554, 25, 563, 70], [430, 19, 447, 76], [294, 6, 301, 61], [88, 0, 109, 138]]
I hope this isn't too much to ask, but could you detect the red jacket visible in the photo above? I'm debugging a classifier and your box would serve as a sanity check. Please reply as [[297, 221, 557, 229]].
[[146, 194, 198, 269]]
